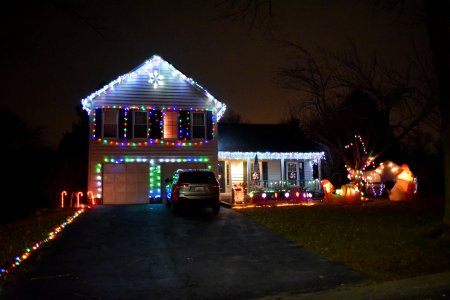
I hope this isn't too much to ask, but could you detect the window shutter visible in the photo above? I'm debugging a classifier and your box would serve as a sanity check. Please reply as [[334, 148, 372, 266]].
[[206, 111, 214, 140], [178, 110, 191, 140], [126, 109, 133, 140], [118, 109, 126, 139], [94, 108, 103, 139], [149, 110, 162, 139]]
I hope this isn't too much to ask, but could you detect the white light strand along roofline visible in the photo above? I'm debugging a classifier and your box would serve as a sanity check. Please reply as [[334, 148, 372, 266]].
[[218, 151, 325, 160], [81, 55, 227, 120]]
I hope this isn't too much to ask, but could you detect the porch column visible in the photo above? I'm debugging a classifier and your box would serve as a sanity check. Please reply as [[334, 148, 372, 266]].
[[318, 158, 322, 180], [318, 158, 322, 191], [246, 158, 251, 190]]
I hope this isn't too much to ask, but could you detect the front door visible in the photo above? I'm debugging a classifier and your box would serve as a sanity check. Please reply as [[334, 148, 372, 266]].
[[286, 162, 298, 186]]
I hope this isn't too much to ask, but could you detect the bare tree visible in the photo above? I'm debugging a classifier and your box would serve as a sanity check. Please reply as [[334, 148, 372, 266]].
[[220, 108, 243, 124], [278, 42, 438, 186]]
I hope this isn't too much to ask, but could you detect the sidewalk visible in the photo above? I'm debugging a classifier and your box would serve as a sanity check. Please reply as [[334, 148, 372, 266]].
[[257, 271, 450, 300]]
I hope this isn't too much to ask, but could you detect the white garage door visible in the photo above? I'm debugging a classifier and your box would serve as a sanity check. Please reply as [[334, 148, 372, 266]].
[[103, 163, 149, 204]]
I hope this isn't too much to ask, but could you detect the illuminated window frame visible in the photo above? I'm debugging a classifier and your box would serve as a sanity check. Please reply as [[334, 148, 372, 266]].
[[191, 111, 206, 139], [133, 110, 148, 139], [103, 109, 118, 138], [163, 111, 178, 139]]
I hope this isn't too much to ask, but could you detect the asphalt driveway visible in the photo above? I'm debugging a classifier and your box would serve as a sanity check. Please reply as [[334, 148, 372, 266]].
[[2, 205, 362, 299]]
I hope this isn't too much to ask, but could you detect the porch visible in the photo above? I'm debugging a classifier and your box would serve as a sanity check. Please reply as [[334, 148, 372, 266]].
[[218, 151, 324, 206]]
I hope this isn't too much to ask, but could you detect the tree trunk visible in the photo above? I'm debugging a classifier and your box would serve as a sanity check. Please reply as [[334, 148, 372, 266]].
[[424, 1, 450, 225]]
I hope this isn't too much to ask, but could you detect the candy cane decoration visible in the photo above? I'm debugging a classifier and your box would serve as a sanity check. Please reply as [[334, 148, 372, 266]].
[[87, 191, 95, 206], [76, 192, 83, 208], [61, 191, 67, 208]]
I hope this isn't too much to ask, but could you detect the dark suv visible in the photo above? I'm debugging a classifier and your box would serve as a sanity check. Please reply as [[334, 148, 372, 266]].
[[165, 169, 221, 213]]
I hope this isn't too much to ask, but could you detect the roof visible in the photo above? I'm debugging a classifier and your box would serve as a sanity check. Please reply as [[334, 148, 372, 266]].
[[218, 123, 320, 152], [81, 54, 226, 120]]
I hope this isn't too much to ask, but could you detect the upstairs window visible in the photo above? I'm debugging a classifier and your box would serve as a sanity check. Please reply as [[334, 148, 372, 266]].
[[103, 109, 118, 138], [133, 111, 148, 139], [192, 112, 206, 139], [164, 111, 178, 139]]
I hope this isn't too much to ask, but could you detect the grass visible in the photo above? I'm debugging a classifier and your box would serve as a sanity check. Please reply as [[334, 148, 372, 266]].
[[236, 196, 450, 282], [0, 208, 80, 274]]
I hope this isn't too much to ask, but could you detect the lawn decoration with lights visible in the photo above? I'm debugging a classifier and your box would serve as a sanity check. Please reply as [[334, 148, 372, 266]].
[[0, 208, 87, 280]]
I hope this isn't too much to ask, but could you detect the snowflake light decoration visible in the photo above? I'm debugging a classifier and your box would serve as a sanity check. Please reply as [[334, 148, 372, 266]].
[[148, 70, 164, 88]]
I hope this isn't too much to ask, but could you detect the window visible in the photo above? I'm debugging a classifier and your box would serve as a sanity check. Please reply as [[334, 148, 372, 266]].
[[192, 112, 206, 139], [286, 162, 298, 181], [134, 111, 148, 138], [164, 111, 178, 139], [103, 110, 118, 138]]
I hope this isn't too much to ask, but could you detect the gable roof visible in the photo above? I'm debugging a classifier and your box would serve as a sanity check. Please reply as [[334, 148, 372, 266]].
[[218, 123, 320, 153], [81, 55, 227, 120]]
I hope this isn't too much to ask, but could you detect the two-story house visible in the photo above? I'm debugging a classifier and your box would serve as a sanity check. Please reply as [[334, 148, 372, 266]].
[[81, 55, 226, 204]]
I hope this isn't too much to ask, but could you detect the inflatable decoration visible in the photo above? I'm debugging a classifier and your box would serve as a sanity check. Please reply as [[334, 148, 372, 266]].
[[321, 179, 361, 204], [387, 164, 417, 201]]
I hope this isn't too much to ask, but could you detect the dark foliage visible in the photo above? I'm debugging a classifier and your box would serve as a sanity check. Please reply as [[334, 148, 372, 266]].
[[0, 106, 89, 223], [52, 105, 89, 207], [1, 109, 54, 222]]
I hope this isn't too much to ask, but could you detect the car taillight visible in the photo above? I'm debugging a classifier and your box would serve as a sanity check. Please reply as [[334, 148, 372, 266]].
[[210, 183, 220, 191], [174, 183, 188, 192]]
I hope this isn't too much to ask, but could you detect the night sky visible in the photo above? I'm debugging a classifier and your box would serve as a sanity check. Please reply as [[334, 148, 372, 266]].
[[2, 0, 429, 149]]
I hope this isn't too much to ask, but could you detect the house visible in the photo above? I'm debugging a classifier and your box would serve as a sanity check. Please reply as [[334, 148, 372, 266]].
[[81, 55, 226, 204], [217, 123, 324, 202]]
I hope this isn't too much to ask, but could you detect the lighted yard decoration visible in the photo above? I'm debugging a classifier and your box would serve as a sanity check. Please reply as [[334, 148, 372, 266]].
[[60, 190, 67, 208], [0, 208, 87, 280], [321, 179, 362, 204], [377, 161, 417, 201], [249, 187, 313, 205]]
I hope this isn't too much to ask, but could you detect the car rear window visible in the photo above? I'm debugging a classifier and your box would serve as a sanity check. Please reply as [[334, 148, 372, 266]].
[[179, 172, 217, 183]]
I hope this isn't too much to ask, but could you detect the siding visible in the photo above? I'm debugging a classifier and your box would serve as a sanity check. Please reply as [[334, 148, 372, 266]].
[[304, 160, 313, 181], [267, 160, 281, 185], [90, 63, 216, 110]]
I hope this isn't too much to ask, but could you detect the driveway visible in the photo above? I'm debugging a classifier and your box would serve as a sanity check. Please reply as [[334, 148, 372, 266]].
[[2, 205, 362, 299]]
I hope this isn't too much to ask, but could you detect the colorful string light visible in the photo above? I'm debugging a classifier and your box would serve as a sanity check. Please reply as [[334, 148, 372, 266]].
[[93, 156, 211, 199], [0, 208, 86, 280]]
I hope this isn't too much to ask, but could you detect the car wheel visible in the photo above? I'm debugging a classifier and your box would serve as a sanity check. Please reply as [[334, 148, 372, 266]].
[[212, 204, 220, 214]]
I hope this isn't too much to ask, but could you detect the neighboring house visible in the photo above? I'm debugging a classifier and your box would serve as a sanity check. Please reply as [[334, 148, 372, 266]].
[[81, 55, 226, 204], [217, 123, 324, 196]]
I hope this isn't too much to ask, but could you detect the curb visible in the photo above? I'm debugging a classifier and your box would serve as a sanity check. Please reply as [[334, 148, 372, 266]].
[[257, 271, 450, 300]]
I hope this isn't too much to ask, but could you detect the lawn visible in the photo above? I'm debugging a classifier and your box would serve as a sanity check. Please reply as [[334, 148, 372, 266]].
[[236, 196, 450, 282], [0, 208, 81, 279]]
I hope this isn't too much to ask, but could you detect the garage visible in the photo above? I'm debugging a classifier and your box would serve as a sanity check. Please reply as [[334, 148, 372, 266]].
[[103, 163, 149, 204]]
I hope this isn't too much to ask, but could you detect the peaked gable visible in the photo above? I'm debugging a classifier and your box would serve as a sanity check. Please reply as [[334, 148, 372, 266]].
[[81, 55, 227, 120]]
